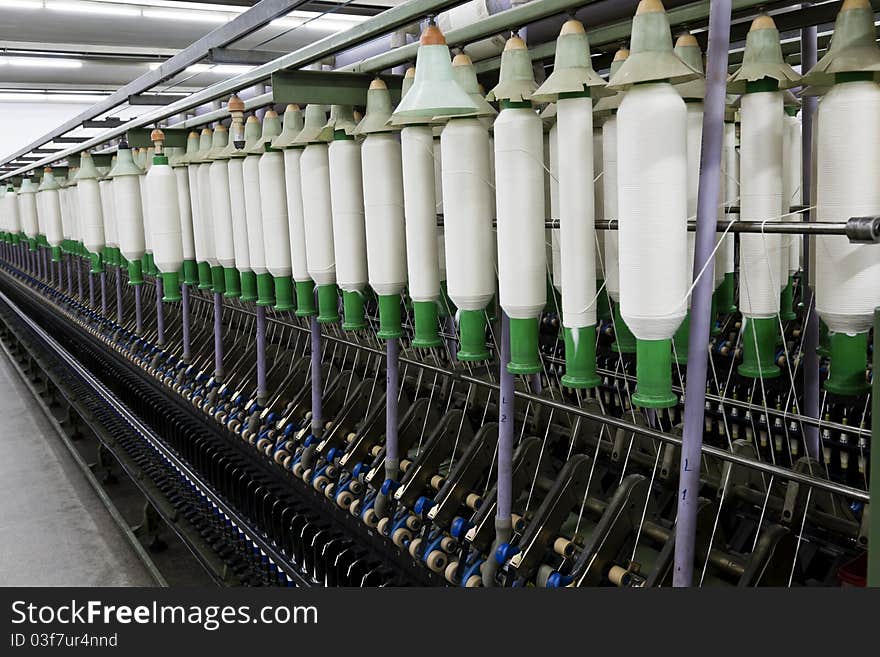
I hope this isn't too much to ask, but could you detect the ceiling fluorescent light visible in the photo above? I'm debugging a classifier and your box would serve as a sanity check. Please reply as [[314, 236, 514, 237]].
[[0, 56, 83, 68], [142, 8, 231, 23], [47, 1, 141, 17]]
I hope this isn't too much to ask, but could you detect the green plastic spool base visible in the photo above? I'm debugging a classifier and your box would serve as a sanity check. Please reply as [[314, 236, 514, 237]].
[[224, 268, 241, 299], [256, 273, 274, 307], [128, 259, 143, 286], [672, 313, 690, 365], [240, 271, 257, 302], [51, 246, 62, 263], [818, 319, 831, 358], [508, 317, 541, 375], [273, 275, 294, 311], [294, 280, 316, 317], [161, 272, 182, 302], [824, 332, 870, 396], [561, 325, 600, 389], [719, 272, 737, 314], [183, 260, 199, 286], [89, 252, 103, 274], [738, 317, 781, 379], [211, 266, 226, 295], [342, 290, 366, 330], [377, 294, 403, 340], [780, 276, 796, 321], [632, 338, 678, 409], [316, 284, 339, 323], [412, 300, 442, 348], [197, 262, 212, 290], [611, 303, 637, 354], [457, 309, 490, 361]]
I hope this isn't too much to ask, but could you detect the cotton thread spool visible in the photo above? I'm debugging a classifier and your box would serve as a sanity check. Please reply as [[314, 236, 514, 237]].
[[39, 169, 63, 262], [779, 106, 802, 321], [146, 129, 183, 301], [715, 120, 738, 314], [281, 144, 314, 316], [171, 150, 197, 286], [194, 128, 214, 289], [184, 131, 206, 288], [592, 126, 610, 322], [110, 145, 146, 285], [259, 124, 294, 310], [243, 118, 273, 306], [208, 126, 238, 297]]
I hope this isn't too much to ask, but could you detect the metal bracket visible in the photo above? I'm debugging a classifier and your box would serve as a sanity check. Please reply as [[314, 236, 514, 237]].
[[271, 69, 403, 106]]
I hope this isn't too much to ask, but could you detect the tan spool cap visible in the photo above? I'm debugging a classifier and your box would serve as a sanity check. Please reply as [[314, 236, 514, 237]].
[[750, 14, 776, 31], [560, 19, 585, 35], [614, 48, 630, 61], [200, 127, 212, 136], [505, 35, 527, 50], [608, 565, 631, 586], [369, 78, 387, 90], [150, 128, 164, 141], [404, 66, 415, 79], [553, 537, 575, 558], [842, 0, 869, 9], [44, 166, 52, 174], [246, 115, 259, 124], [636, 0, 665, 15], [215, 124, 227, 132], [675, 33, 699, 47], [264, 109, 278, 118], [421, 24, 446, 46], [452, 53, 473, 67], [286, 103, 300, 111], [188, 130, 199, 138], [227, 94, 245, 112]]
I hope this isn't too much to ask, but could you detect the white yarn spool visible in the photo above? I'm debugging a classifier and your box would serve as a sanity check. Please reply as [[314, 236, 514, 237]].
[[401, 126, 440, 303], [494, 106, 547, 320], [433, 137, 443, 216], [784, 113, 803, 273], [99, 179, 116, 249], [718, 122, 738, 280], [602, 116, 620, 301], [196, 163, 217, 267], [113, 175, 145, 262], [186, 165, 204, 263], [227, 159, 251, 272], [209, 161, 236, 269], [548, 123, 561, 292], [282, 149, 309, 282], [173, 168, 195, 261], [617, 82, 688, 340], [146, 163, 183, 274], [3, 188, 19, 235], [19, 192, 37, 240], [59, 187, 71, 240], [361, 133, 407, 296], [328, 139, 367, 293], [79, 178, 105, 254], [259, 150, 292, 278], [138, 174, 152, 254], [71, 184, 81, 244], [242, 155, 267, 275], [557, 95, 597, 328], [41, 186, 63, 248], [593, 127, 605, 281], [300, 143, 335, 286], [441, 118, 495, 311], [684, 102, 704, 303], [739, 90, 784, 318], [815, 80, 880, 334]]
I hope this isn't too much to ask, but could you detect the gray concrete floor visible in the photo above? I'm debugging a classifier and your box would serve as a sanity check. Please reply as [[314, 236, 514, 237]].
[[0, 352, 156, 587]]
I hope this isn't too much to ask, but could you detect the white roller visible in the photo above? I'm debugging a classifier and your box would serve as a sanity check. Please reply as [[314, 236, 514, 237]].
[[283, 149, 309, 282], [197, 162, 218, 267], [495, 106, 547, 319], [209, 160, 236, 269], [592, 126, 605, 281], [173, 168, 195, 261], [328, 138, 367, 292], [548, 123, 561, 292], [815, 80, 880, 335], [41, 183, 63, 249], [617, 82, 688, 340], [300, 143, 335, 285], [3, 187, 20, 236], [441, 118, 495, 311], [602, 116, 620, 301], [361, 133, 407, 296], [113, 175, 145, 262], [146, 162, 183, 275], [557, 95, 597, 328], [684, 102, 703, 304], [227, 159, 251, 272], [242, 155, 267, 275], [18, 188, 37, 241], [739, 90, 784, 318], [401, 125, 440, 302], [784, 112, 803, 274], [259, 149, 292, 278], [79, 178, 105, 255], [99, 179, 117, 249], [186, 164, 204, 264]]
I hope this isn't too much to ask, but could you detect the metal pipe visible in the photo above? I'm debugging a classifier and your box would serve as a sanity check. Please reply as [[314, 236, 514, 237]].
[[310, 315, 323, 437], [76, 260, 83, 300], [134, 285, 143, 335], [869, 307, 879, 586], [497, 312, 514, 523], [256, 305, 267, 405], [385, 337, 400, 481], [116, 269, 124, 324], [801, 9, 820, 460], [674, 0, 731, 588], [213, 292, 224, 381], [181, 284, 191, 363], [155, 277, 165, 347], [67, 256, 73, 298], [88, 272, 95, 308], [100, 271, 107, 316]]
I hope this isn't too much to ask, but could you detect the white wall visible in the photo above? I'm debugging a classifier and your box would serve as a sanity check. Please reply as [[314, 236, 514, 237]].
[[0, 102, 94, 162]]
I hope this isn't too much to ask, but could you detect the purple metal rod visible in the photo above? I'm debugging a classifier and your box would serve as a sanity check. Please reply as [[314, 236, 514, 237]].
[[100, 271, 107, 315], [256, 305, 267, 405], [76, 259, 84, 300], [134, 284, 143, 335], [58, 261, 63, 290], [800, 19, 820, 460], [310, 315, 323, 437], [42, 248, 49, 281], [385, 337, 400, 480], [181, 284, 191, 362], [674, 0, 731, 588], [497, 312, 514, 523], [67, 256, 73, 297], [213, 292, 224, 380], [116, 268, 124, 323], [88, 272, 95, 308], [155, 277, 165, 347]]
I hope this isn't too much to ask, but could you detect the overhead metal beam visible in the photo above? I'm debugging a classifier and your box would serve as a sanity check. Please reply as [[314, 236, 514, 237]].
[[128, 94, 189, 106], [82, 118, 125, 129], [49, 137, 89, 144], [209, 48, 287, 66]]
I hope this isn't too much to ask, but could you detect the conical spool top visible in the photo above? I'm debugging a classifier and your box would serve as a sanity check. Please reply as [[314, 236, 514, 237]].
[[245, 109, 281, 153], [674, 33, 706, 100], [487, 35, 539, 102], [108, 143, 143, 178], [318, 104, 358, 141], [227, 94, 246, 114], [207, 124, 230, 160], [167, 146, 186, 167], [355, 79, 397, 135], [291, 104, 328, 146], [594, 49, 630, 114], [401, 66, 416, 97], [241, 115, 263, 153], [532, 20, 608, 103], [186, 128, 213, 163], [74, 152, 101, 181], [38, 167, 59, 191], [801, 0, 880, 89], [434, 53, 497, 119], [608, 0, 700, 89], [727, 15, 801, 93], [19, 177, 38, 194], [271, 104, 305, 149], [182, 131, 200, 165], [390, 22, 479, 124]]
